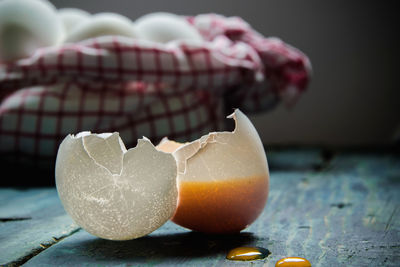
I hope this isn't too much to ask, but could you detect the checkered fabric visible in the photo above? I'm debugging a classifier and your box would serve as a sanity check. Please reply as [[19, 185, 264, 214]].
[[0, 14, 311, 166]]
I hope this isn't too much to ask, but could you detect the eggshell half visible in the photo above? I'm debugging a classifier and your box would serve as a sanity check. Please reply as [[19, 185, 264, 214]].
[[135, 12, 203, 43], [65, 12, 137, 42], [0, 0, 64, 61], [165, 109, 270, 233], [55, 132, 178, 240]]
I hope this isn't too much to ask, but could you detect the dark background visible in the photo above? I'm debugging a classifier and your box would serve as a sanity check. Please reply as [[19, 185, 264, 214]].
[[49, 0, 399, 146]]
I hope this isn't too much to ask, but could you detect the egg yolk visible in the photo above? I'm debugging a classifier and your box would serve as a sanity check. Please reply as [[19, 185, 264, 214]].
[[172, 175, 268, 233], [157, 140, 269, 233], [275, 257, 311, 267], [226, 246, 271, 261]]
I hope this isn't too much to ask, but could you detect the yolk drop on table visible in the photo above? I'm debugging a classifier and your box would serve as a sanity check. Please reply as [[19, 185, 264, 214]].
[[226, 246, 271, 261], [275, 257, 311, 267], [171, 175, 269, 233]]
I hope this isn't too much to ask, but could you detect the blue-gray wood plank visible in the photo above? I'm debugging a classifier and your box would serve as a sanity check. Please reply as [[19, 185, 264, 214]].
[[0, 149, 399, 266], [0, 189, 79, 266]]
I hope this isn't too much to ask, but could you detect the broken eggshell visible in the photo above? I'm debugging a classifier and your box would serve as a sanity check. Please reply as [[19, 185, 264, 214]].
[[55, 132, 178, 240], [158, 109, 270, 233]]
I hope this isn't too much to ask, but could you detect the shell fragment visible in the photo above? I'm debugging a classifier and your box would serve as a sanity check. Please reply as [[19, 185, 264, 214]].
[[56, 132, 177, 240]]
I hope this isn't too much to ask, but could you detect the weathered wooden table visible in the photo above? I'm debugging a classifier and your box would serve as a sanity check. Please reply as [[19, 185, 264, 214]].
[[1, 148, 399, 266]]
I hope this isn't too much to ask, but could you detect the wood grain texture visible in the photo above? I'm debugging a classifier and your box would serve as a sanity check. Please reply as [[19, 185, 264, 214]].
[[0, 188, 79, 266], [0, 149, 399, 266]]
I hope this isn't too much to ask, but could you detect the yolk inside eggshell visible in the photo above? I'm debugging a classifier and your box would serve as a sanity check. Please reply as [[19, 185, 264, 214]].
[[157, 140, 269, 233], [172, 175, 269, 233]]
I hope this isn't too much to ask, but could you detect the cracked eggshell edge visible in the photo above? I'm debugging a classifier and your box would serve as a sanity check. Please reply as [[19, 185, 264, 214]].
[[55, 132, 178, 240], [172, 108, 269, 181]]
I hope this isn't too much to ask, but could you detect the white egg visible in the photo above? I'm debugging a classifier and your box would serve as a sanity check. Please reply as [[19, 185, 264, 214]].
[[65, 12, 137, 42], [55, 132, 178, 240], [0, 0, 64, 61], [135, 12, 203, 43], [59, 8, 91, 35]]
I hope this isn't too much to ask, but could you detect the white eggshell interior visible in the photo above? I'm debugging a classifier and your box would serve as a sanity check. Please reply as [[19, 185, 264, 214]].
[[135, 12, 203, 43], [65, 12, 137, 42], [0, 0, 64, 61], [55, 133, 178, 240], [173, 109, 269, 182]]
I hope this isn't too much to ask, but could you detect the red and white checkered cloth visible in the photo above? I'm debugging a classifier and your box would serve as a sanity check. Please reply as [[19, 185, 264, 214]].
[[0, 14, 311, 166]]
